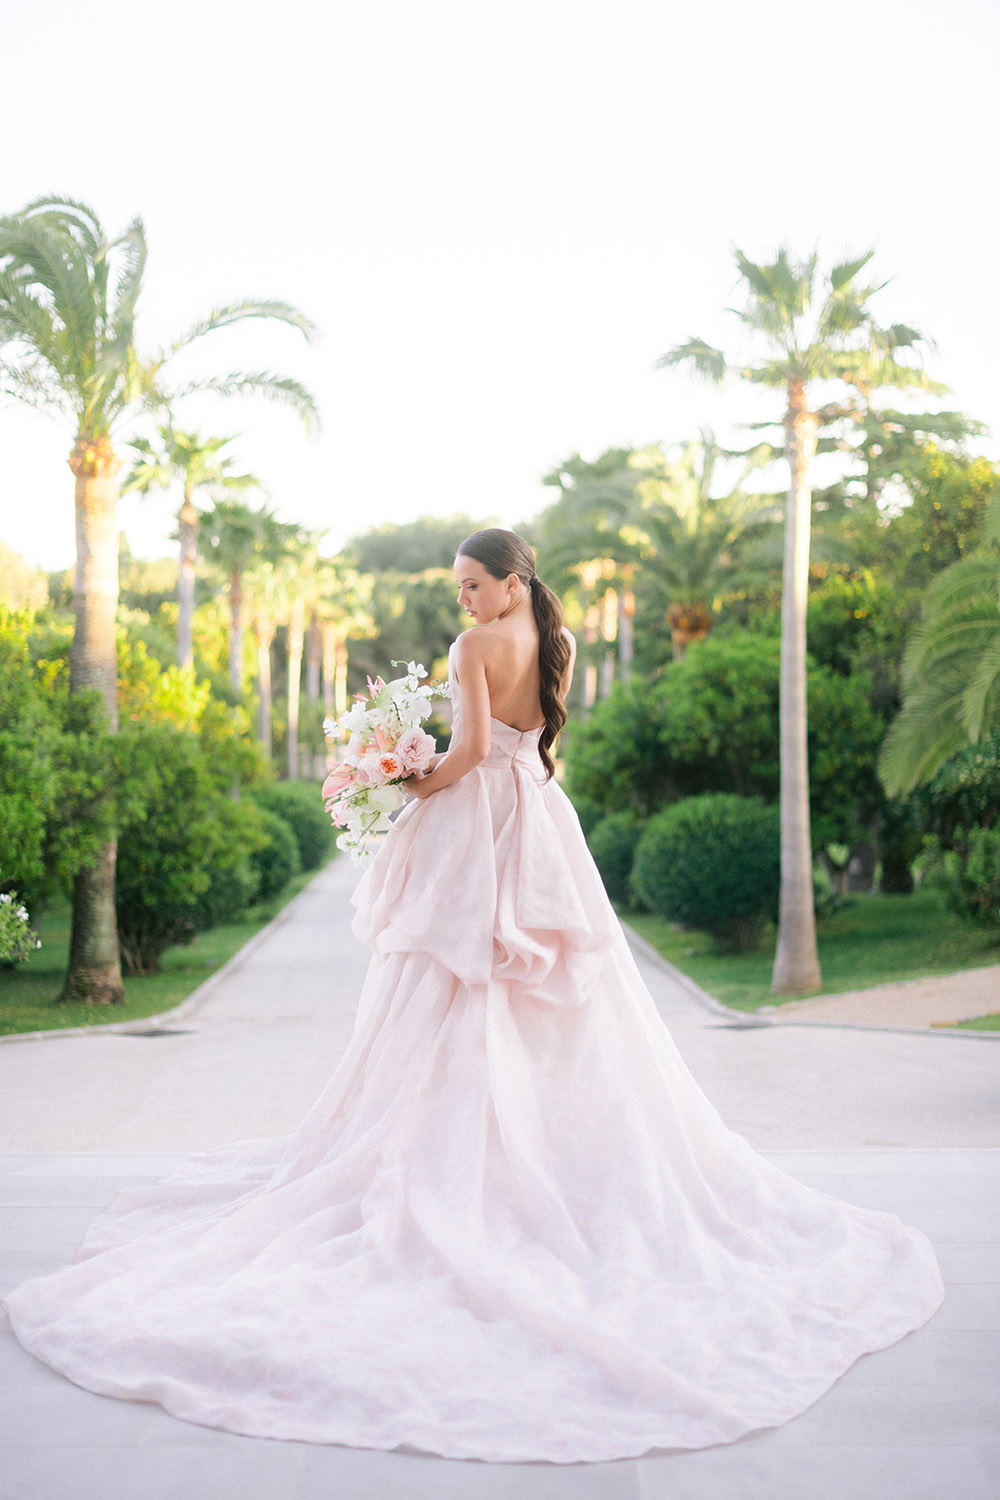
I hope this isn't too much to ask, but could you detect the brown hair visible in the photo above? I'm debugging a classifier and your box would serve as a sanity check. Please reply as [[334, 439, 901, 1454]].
[[457, 528, 570, 779]]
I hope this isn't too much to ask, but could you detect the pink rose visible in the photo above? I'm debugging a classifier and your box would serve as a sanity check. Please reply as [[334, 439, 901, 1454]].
[[375, 751, 404, 781], [358, 751, 405, 785], [395, 726, 435, 772]]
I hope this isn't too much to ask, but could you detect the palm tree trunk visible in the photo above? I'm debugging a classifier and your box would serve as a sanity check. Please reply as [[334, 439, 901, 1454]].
[[177, 489, 198, 671], [254, 610, 275, 751], [229, 567, 245, 696], [286, 596, 305, 780], [322, 621, 337, 715], [306, 614, 322, 700], [618, 573, 635, 673], [334, 636, 348, 721], [771, 380, 822, 995], [62, 435, 124, 1004]]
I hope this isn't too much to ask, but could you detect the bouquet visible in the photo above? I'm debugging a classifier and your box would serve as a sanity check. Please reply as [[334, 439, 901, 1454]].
[[321, 660, 450, 857]]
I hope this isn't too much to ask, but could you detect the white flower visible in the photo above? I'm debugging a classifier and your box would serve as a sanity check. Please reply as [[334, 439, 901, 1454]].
[[339, 702, 370, 733], [0, 893, 10, 905], [368, 784, 404, 814]]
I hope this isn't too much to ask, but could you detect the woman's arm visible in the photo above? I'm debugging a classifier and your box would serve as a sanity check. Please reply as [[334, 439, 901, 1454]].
[[404, 632, 491, 799]]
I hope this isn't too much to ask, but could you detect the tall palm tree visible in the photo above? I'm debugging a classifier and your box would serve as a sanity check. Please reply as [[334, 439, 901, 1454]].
[[661, 247, 939, 994], [244, 519, 301, 754], [123, 427, 262, 670], [271, 528, 326, 781], [312, 559, 375, 721], [0, 196, 318, 1002], [200, 498, 276, 696]]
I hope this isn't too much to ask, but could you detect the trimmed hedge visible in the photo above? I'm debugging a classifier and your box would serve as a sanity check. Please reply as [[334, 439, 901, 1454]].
[[588, 812, 643, 906], [253, 781, 334, 872], [249, 809, 302, 901], [632, 793, 781, 951]]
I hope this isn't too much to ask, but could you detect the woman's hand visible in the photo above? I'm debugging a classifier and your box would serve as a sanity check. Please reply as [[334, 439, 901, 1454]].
[[403, 770, 435, 800]]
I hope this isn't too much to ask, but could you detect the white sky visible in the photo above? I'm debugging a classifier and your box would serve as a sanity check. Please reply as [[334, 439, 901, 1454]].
[[2, 0, 998, 571]]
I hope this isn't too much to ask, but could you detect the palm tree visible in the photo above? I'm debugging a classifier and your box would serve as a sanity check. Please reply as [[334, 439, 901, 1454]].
[[312, 559, 375, 721], [661, 247, 940, 994], [537, 449, 646, 700], [629, 436, 779, 660], [537, 439, 776, 678], [123, 427, 262, 670], [0, 196, 318, 1002], [271, 528, 326, 781], [244, 519, 301, 754], [879, 493, 1000, 796], [200, 498, 276, 696]]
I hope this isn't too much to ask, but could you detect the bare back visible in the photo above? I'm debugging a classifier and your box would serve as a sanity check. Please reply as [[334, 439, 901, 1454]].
[[463, 615, 575, 731]]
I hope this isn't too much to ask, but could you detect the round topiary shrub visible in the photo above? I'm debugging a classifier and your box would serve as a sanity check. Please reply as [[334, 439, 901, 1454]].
[[569, 793, 605, 840], [631, 793, 781, 951], [195, 858, 261, 930], [249, 809, 302, 901], [253, 781, 334, 872], [588, 812, 644, 906]]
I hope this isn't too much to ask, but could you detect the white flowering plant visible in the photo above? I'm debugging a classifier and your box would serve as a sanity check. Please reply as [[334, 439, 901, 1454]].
[[0, 877, 41, 965], [321, 661, 450, 858]]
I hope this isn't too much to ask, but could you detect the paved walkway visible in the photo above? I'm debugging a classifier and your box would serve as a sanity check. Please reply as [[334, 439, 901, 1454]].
[[762, 963, 1000, 1031], [1, 858, 998, 1500]]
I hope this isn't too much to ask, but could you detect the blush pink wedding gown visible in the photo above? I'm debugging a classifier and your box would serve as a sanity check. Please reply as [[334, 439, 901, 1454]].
[[2, 669, 945, 1463]]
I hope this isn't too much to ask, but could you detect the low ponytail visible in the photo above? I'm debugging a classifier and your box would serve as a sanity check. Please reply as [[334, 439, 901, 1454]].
[[457, 529, 571, 779], [528, 575, 570, 779]]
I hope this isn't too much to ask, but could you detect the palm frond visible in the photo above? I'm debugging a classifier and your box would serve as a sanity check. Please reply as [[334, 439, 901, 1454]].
[[0, 273, 62, 367], [922, 555, 998, 616], [168, 370, 320, 432], [14, 197, 105, 259], [829, 250, 876, 292], [170, 300, 319, 353], [879, 665, 981, 795], [0, 219, 96, 397], [981, 491, 1000, 550], [656, 338, 726, 384], [962, 645, 1000, 742], [109, 217, 147, 343]]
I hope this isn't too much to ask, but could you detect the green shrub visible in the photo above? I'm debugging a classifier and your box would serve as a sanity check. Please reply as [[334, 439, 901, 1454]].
[[250, 809, 302, 901], [924, 826, 1000, 931], [195, 857, 261, 930], [569, 793, 605, 840], [632, 793, 781, 951], [588, 812, 643, 906], [113, 726, 268, 974], [253, 781, 333, 872]]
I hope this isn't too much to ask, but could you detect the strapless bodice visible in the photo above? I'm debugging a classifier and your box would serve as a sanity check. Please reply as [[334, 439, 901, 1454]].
[[481, 716, 546, 777]]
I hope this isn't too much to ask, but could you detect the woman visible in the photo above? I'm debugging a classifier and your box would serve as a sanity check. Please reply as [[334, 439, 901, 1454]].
[[3, 529, 944, 1464]]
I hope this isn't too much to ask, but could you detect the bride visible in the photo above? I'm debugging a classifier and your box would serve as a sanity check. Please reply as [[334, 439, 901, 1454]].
[[2, 528, 944, 1464]]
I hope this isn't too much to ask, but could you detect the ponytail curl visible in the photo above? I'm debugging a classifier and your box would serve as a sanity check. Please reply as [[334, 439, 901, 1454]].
[[457, 529, 571, 779], [527, 575, 570, 779]]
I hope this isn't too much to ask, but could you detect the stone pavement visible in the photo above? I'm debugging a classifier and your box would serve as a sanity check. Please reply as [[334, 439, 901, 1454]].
[[1, 857, 998, 1500]]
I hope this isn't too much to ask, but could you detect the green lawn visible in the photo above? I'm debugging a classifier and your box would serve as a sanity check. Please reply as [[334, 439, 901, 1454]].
[[625, 886, 1000, 1020], [0, 860, 334, 1038]]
